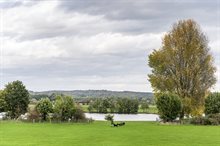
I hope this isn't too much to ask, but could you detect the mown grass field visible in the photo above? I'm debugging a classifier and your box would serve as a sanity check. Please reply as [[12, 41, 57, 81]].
[[0, 121, 220, 146]]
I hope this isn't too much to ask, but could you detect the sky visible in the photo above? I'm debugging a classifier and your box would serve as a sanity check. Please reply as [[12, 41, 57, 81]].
[[0, 0, 219, 92]]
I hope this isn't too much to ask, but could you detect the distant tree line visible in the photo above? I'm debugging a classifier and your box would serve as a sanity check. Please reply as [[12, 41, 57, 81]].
[[30, 91, 154, 104], [30, 89, 154, 99], [88, 97, 149, 114]]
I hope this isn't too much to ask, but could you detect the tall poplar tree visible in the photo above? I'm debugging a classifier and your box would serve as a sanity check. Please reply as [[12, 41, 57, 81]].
[[148, 19, 216, 117]]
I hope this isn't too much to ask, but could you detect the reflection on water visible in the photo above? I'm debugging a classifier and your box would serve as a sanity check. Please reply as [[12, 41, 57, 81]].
[[85, 113, 159, 121]]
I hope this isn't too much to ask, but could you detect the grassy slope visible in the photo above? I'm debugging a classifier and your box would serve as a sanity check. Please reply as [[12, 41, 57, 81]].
[[0, 121, 220, 146]]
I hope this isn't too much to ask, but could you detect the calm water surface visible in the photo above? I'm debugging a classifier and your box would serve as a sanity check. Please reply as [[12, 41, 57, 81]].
[[85, 113, 159, 121]]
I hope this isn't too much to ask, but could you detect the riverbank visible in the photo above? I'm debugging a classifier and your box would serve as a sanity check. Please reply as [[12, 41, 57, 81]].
[[0, 121, 219, 146]]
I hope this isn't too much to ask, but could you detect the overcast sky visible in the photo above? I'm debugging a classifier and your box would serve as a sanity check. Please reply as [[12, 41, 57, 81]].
[[0, 0, 219, 92]]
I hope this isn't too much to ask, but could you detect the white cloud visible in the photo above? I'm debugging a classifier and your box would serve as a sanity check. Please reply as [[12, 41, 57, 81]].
[[1, 32, 163, 68]]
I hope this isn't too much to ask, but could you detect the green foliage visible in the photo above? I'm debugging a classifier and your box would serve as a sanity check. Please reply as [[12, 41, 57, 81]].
[[108, 98, 117, 113], [156, 93, 182, 122], [87, 104, 93, 112], [0, 90, 6, 112], [88, 98, 109, 113], [36, 98, 53, 121], [148, 19, 216, 117], [140, 100, 149, 112], [117, 98, 139, 114], [88, 97, 139, 114], [53, 95, 75, 121], [4, 80, 30, 119], [30, 94, 49, 100], [73, 106, 86, 122], [205, 93, 220, 115], [89, 98, 100, 113], [190, 114, 220, 125]]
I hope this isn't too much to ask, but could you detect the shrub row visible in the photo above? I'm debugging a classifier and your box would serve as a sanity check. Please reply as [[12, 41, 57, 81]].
[[190, 114, 220, 125], [26, 96, 91, 123]]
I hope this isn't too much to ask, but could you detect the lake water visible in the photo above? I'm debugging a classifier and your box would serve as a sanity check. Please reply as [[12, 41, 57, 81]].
[[85, 113, 159, 121]]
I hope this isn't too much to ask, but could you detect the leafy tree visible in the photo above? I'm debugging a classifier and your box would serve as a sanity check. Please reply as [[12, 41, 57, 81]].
[[88, 103, 93, 113], [91, 98, 101, 112], [4, 80, 30, 119], [140, 100, 149, 112], [117, 98, 139, 114], [0, 90, 6, 112], [129, 99, 139, 113], [205, 93, 220, 115], [148, 19, 216, 117], [36, 98, 53, 121], [88, 98, 110, 113], [109, 97, 117, 113], [156, 93, 182, 122], [101, 98, 110, 113], [73, 106, 85, 122], [117, 98, 127, 113], [53, 95, 75, 121]]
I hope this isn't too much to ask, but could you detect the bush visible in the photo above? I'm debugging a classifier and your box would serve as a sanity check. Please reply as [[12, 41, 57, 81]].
[[190, 114, 220, 125], [208, 118, 219, 125], [73, 106, 86, 122], [36, 98, 53, 121], [207, 114, 220, 124], [27, 107, 40, 122], [156, 93, 182, 122], [205, 93, 220, 115], [53, 95, 75, 122]]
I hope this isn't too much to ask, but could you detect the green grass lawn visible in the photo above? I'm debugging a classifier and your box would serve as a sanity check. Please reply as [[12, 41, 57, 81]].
[[0, 121, 220, 146]]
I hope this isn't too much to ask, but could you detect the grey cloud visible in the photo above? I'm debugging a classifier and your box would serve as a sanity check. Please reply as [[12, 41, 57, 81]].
[[0, 1, 22, 9], [59, 0, 219, 25], [3, 52, 149, 78], [1, 0, 219, 91], [0, 0, 37, 9], [4, 0, 219, 41]]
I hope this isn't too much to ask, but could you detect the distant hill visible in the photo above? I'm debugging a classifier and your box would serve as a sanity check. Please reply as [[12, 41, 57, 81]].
[[29, 90, 153, 101]]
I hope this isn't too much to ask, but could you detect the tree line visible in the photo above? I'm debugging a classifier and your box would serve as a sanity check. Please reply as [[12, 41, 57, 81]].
[[0, 80, 87, 122], [0, 80, 150, 122], [88, 97, 149, 114], [30, 90, 154, 102], [35, 96, 86, 122]]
